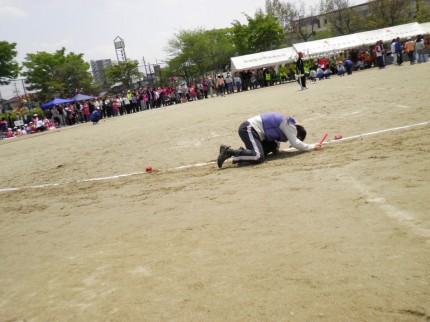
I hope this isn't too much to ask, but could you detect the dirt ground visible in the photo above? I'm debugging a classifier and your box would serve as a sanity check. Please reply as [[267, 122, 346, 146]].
[[1, 63, 429, 322]]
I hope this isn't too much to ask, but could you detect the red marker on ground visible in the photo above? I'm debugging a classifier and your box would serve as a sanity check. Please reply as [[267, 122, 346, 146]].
[[145, 166, 153, 172], [319, 133, 328, 145]]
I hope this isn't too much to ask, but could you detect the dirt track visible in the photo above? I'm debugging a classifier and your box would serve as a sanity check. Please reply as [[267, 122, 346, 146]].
[[1, 63, 429, 321]]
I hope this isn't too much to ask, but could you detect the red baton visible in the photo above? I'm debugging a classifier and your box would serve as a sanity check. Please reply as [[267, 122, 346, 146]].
[[319, 133, 328, 145]]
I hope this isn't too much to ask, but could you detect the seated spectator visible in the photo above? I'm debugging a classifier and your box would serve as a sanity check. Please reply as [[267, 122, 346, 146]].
[[287, 68, 295, 82], [23, 124, 31, 134], [309, 69, 317, 83], [337, 62, 346, 76], [6, 128, 13, 138], [36, 118, 47, 132], [44, 118, 56, 129], [316, 66, 324, 80], [323, 68, 331, 79], [29, 122, 37, 133], [344, 59, 354, 75], [164, 93, 172, 105], [329, 64, 338, 75]]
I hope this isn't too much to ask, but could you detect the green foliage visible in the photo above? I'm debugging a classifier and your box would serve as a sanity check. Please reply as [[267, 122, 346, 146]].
[[204, 28, 237, 72], [265, 0, 290, 21], [22, 48, 94, 102], [0, 106, 43, 123], [166, 28, 236, 80], [311, 30, 335, 41], [232, 12, 285, 55], [231, 21, 250, 56], [58, 52, 93, 96], [0, 41, 21, 85], [104, 60, 141, 89], [247, 12, 286, 52], [164, 10, 285, 78], [415, 0, 430, 22], [365, 0, 416, 29]]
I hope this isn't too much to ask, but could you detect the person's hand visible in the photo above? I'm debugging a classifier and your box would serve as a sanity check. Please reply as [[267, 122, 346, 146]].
[[314, 143, 322, 150]]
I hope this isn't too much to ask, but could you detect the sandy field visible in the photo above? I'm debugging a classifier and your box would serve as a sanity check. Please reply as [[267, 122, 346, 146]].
[[1, 63, 429, 322]]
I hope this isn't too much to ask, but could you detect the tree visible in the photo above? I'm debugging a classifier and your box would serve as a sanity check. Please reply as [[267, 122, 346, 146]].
[[415, 0, 430, 22], [265, 0, 290, 22], [265, 0, 296, 34], [58, 52, 93, 96], [167, 28, 213, 78], [104, 60, 141, 90], [265, 0, 320, 44], [22, 48, 93, 102], [230, 22, 250, 56], [291, 2, 320, 43], [166, 28, 236, 80], [319, 0, 365, 35], [206, 28, 237, 73], [231, 11, 285, 55], [247, 10, 286, 52], [366, 0, 415, 29], [0, 41, 20, 85]]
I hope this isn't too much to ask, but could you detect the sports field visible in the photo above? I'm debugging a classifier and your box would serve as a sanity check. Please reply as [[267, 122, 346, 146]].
[[1, 63, 429, 321]]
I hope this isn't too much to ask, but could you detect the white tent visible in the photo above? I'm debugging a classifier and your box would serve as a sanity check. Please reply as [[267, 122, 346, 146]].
[[356, 22, 427, 45], [420, 22, 430, 34], [231, 47, 297, 71], [230, 22, 429, 70], [292, 34, 363, 58]]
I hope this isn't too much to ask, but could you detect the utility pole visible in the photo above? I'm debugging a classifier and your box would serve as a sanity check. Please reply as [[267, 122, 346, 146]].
[[20, 79, 29, 102], [148, 62, 154, 85], [0, 89, 4, 114], [142, 56, 149, 76], [142, 56, 150, 86], [13, 81, 20, 98], [155, 58, 162, 85]]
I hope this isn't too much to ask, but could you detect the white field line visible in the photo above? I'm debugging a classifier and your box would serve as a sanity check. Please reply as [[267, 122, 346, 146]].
[[316, 121, 429, 145], [339, 175, 430, 240], [0, 121, 428, 193]]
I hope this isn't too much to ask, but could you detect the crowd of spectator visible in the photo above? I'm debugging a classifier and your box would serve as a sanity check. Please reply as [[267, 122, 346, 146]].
[[1, 34, 427, 140]]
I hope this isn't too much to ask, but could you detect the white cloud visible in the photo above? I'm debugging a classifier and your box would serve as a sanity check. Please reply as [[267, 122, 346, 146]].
[[0, 1, 28, 18], [28, 39, 73, 54], [83, 44, 117, 62]]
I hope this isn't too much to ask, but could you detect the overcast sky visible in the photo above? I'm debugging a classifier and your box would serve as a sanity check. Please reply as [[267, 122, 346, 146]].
[[0, 0, 366, 99]]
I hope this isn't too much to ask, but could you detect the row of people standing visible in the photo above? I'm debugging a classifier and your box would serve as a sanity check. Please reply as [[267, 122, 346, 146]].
[[399, 35, 427, 65], [212, 66, 298, 96], [380, 35, 427, 68], [45, 84, 212, 128]]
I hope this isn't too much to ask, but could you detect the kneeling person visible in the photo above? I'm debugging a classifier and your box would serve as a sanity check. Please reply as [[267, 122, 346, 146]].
[[217, 113, 322, 168], [90, 109, 102, 124]]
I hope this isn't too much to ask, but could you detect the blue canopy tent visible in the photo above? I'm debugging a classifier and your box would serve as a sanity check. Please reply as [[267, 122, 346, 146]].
[[41, 98, 75, 110], [72, 93, 95, 101]]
